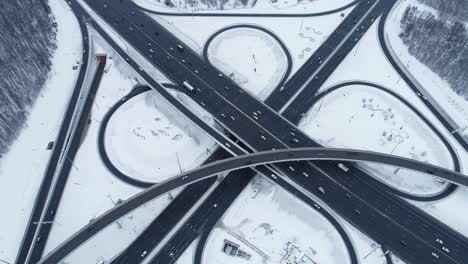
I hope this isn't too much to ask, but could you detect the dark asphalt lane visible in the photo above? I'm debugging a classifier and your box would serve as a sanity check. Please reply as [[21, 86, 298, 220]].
[[107, 20, 354, 264], [111, 176, 218, 264], [15, 16, 92, 264], [104, 90, 355, 264], [150, 169, 254, 264], [266, 0, 380, 110], [109, 142, 229, 263], [37, 147, 468, 264], [98, 85, 152, 188], [59, 0, 468, 263], [98, 21, 295, 189], [105, 19, 293, 264], [60, 4, 288, 264], [110, 18, 359, 264], [26, 56, 107, 264], [151, 3, 388, 262], [191, 170, 363, 264]]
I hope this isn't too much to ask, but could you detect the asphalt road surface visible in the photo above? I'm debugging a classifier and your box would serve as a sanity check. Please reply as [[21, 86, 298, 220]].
[[37, 1, 468, 264], [85, 1, 468, 263], [15, 21, 93, 264]]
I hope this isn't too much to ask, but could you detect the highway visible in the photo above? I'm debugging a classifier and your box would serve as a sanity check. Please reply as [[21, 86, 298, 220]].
[[103, 89, 357, 264], [37, 146, 468, 264], [188, 172, 363, 264], [105, 18, 364, 263], [140, 9, 457, 261], [266, 0, 382, 111], [52, 0, 468, 263], [23, 55, 107, 264], [100, 1, 468, 263], [59, 5, 301, 264], [149, 170, 256, 264], [103, 24, 291, 262], [134, 2, 392, 262], [15, 17, 92, 264]]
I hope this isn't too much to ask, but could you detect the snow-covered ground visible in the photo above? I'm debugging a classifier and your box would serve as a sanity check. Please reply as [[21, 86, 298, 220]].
[[202, 176, 350, 264], [299, 84, 452, 196], [105, 88, 217, 183], [136, 0, 255, 12], [0, 0, 82, 261], [57, 184, 185, 264], [135, 0, 356, 14], [386, 0, 468, 143], [176, 241, 197, 264], [149, 9, 351, 74], [319, 13, 468, 238], [199, 175, 389, 264], [207, 27, 288, 100], [414, 186, 468, 237]]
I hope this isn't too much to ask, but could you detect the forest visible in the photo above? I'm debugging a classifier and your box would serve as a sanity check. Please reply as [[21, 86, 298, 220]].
[[0, 0, 57, 155], [161, 0, 253, 10], [399, 2, 468, 99], [416, 0, 467, 22]]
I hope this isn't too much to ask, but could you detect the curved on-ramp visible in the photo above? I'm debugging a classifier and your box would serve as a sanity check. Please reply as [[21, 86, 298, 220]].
[[202, 24, 293, 94], [99, 24, 292, 188], [38, 147, 467, 264]]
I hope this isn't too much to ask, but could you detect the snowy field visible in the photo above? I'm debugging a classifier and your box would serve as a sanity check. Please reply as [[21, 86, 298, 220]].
[[135, 0, 356, 14], [386, 0, 468, 142], [319, 13, 468, 240], [207, 27, 288, 100], [202, 177, 350, 264], [149, 8, 351, 74], [0, 0, 81, 261], [196, 176, 390, 264], [299, 84, 453, 196], [105, 89, 217, 183]]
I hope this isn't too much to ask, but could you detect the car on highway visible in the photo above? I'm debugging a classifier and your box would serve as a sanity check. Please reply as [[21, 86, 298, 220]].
[[338, 163, 349, 172], [183, 81, 195, 92]]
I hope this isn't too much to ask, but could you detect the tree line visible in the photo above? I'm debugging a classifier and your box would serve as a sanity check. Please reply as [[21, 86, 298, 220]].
[[416, 0, 467, 22], [399, 4, 468, 99]]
